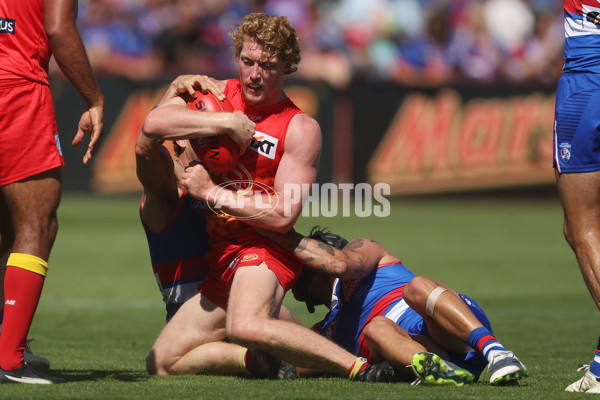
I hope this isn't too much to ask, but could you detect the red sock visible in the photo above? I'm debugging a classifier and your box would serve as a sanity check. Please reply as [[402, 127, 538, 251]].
[[244, 349, 258, 375], [0, 266, 44, 370]]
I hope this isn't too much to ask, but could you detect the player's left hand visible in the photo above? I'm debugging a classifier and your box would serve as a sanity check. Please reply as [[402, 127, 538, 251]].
[[72, 104, 104, 164]]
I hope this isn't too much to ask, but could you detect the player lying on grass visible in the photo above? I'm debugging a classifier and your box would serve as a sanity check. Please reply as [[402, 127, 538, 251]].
[[258, 227, 529, 386]]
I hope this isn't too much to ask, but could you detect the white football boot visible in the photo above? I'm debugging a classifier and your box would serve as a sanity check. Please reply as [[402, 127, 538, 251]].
[[566, 364, 600, 393], [487, 350, 528, 385]]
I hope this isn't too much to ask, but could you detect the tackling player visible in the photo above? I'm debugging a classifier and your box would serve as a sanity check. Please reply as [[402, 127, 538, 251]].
[[258, 227, 529, 386], [135, 78, 212, 323]]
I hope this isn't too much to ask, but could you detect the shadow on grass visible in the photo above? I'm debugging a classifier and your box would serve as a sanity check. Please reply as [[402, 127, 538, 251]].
[[56, 369, 150, 382]]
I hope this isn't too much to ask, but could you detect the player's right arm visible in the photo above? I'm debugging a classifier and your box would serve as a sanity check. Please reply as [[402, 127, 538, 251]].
[[142, 76, 254, 153], [44, 0, 104, 164], [256, 229, 400, 280]]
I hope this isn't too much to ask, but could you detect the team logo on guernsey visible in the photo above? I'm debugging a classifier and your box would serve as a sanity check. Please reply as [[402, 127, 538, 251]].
[[0, 18, 15, 35], [241, 254, 259, 262], [249, 131, 278, 160], [560, 143, 572, 162]]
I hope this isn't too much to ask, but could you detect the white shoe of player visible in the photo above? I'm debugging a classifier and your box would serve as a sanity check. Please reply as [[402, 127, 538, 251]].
[[565, 364, 600, 393], [487, 350, 528, 385]]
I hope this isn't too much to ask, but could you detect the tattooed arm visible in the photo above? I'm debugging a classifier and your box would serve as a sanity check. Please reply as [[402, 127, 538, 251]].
[[256, 229, 401, 280]]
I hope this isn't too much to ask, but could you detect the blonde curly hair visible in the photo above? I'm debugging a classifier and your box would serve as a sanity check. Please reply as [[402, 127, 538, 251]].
[[229, 13, 301, 74]]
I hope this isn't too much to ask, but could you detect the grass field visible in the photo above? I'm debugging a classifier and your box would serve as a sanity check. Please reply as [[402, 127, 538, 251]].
[[2, 189, 597, 399]]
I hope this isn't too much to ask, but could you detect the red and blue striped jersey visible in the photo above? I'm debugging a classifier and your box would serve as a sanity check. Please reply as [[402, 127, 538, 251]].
[[140, 188, 210, 321], [315, 262, 417, 357], [563, 0, 600, 72]]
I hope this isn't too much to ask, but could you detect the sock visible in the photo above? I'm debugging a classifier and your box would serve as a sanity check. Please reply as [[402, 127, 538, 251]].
[[589, 337, 600, 376], [239, 348, 257, 376], [0, 265, 45, 371], [348, 357, 368, 380], [467, 327, 507, 362]]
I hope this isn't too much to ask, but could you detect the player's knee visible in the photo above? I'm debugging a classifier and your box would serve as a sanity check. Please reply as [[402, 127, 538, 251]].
[[146, 347, 171, 376], [404, 276, 434, 305], [43, 212, 59, 242], [405, 277, 449, 317], [146, 349, 159, 375], [562, 219, 578, 248], [563, 222, 600, 260], [362, 316, 391, 341]]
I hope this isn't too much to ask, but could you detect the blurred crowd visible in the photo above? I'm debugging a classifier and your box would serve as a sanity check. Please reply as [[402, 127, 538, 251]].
[[72, 0, 565, 88]]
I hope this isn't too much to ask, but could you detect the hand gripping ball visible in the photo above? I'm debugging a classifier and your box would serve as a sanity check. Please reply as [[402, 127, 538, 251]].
[[186, 91, 240, 173]]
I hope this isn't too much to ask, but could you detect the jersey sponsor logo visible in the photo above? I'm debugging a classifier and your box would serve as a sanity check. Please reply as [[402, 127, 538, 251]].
[[5, 299, 16, 305], [0, 17, 15, 35], [248, 131, 278, 160], [246, 114, 263, 122]]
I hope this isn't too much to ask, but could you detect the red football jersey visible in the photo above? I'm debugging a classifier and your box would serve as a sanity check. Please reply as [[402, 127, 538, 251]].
[[0, 0, 51, 84], [204, 78, 304, 242]]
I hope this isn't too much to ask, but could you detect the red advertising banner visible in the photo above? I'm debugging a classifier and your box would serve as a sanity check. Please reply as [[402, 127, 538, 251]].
[[367, 89, 556, 194], [51, 77, 557, 195]]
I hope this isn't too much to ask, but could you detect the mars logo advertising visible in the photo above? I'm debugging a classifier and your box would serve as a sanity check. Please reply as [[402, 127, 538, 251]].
[[0, 18, 15, 35], [368, 89, 555, 194], [249, 131, 278, 160]]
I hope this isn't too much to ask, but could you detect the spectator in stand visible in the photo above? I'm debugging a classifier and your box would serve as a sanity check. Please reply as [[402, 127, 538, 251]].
[[72, 0, 564, 84], [78, 0, 163, 80]]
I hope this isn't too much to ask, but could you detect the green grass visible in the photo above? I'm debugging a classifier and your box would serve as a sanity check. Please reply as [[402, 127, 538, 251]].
[[2, 191, 596, 399]]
